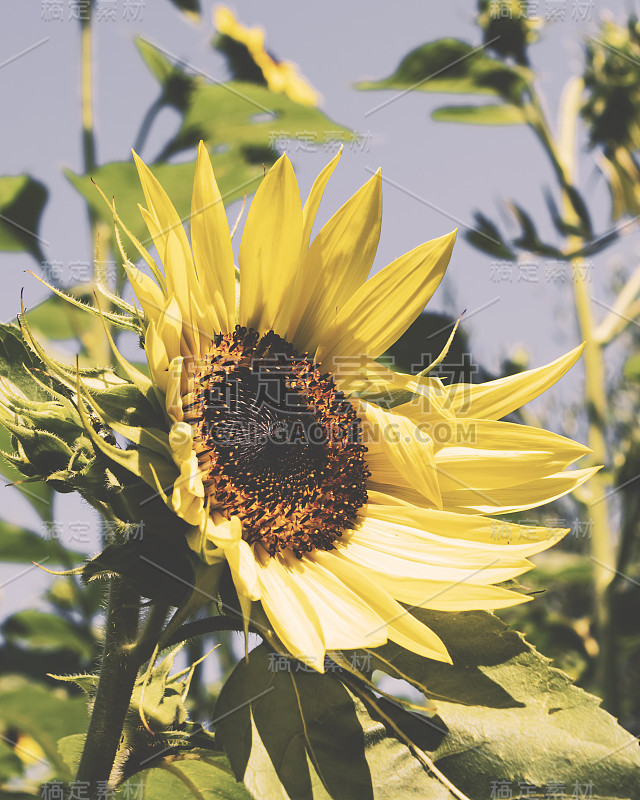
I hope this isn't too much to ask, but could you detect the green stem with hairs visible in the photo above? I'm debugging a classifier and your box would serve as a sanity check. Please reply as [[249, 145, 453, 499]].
[[73, 578, 140, 798]]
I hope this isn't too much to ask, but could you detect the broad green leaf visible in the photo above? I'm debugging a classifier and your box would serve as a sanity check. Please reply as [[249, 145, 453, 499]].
[[0, 676, 88, 780], [1, 610, 94, 661], [0, 520, 82, 563], [115, 749, 251, 800], [215, 644, 454, 800], [356, 39, 529, 104], [432, 103, 526, 125], [371, 610, 640, 798], [0, 426, 54, 522], [160, 80, 353, 162], [0, 175, 47, 261]]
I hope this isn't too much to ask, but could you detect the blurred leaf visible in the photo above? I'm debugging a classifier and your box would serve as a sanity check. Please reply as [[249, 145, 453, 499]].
[[0, 175, 47, 262], [215, 644, 451, 800], [166, 0, 199, 20], [356, 39, 529, 103], [371, 610, 640, 798], [2, 611, 93, 661], [464, 212, 516, 260], [25, 294, 97, 342], [509, 201, 565, 258], [432, 103, 526, 125], [136, 38, 196, 111], [0, 739, 23, 783], [0, 676, 88, 780], [56, 733, 84, 776], [159, 79, 353, 162], [116, 749, 251, 800], [624, 353, 640, 382], [0, 519, 82, 563]]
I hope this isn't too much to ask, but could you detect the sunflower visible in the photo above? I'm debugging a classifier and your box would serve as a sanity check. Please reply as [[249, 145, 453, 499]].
[[105, 144, 595, 671], [213, 6, 321, 107]]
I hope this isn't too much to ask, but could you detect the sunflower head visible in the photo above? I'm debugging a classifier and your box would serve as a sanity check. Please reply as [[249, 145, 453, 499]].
[[1, 143, 595, 672]]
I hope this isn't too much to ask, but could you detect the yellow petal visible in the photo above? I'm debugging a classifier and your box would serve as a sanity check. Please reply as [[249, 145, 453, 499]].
[[279, 550, 387, 651], [145, 322, 169, 392], [441, 466, 600, 514], [288, 171, 382, 351], [301, 149, 342, 251], [255, 548, 326, 671], [191, 141, 235, 332], [124, 263, 165, 324], [361, 401, 442, 508], [132, 150, 198, 296], [239, 154, 303, 334], [355, 569, 532, 611], [365, 494, 567, 557], [447, 344, 584, 420], [313, 549, 452, 663], [319, 230, 457, 365]]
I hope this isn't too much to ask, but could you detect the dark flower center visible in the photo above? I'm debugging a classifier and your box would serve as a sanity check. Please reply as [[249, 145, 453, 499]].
[[182, 326, 369, 557]]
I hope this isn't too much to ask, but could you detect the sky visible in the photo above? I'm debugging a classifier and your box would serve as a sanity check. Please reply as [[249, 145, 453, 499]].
[[0, 0, 638, 614]]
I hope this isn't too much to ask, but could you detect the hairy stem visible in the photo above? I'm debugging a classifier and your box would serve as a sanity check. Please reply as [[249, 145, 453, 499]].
[[73, 578, 140, 798]]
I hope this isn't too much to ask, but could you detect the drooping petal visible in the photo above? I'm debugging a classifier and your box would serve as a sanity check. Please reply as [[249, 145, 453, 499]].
[[254, 548, 326, 671], [313, 549, 452, 664], [319, 230, 457, 366], [447, 344, 585, 420], [239, 154, 303, 334]]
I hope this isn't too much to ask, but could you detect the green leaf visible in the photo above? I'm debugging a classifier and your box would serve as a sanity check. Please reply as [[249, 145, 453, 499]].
[[166, 0, 199, 20], [432, 103, 526, 125], [624, 353, 640, 382], [215, 644, 454, 800], [136, 38, 196, 111], [56, 733, 84, 776], [464, 212, 516, 260], [0, 175, 47, 261], [356, 38, 529, 103], [160, 79, 354, 162], [1, 610, 93, 661], [25, 294, 99, 342], [0, 739, 23, 782], [371, 610, 640, 798], [0, 676, 88, 780], [0, 429, 54, 521], [116, 749, 251, 800]]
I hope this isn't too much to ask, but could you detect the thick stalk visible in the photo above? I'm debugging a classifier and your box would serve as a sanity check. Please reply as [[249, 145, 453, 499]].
[[532, 79, 617, 710], [73, 578, 140, 798]]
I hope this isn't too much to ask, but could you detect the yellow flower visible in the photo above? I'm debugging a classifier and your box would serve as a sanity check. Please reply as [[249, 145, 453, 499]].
[[120, 144, 595, 671], [213, 6, 321, 107]]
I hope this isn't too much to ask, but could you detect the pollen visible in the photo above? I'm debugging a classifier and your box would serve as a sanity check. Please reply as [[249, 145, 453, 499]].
[[182, 326, 369, 557]]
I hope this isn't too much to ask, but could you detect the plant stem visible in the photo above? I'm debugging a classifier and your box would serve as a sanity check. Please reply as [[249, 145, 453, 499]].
[[530, 80, 617, 711], [73, 578, 140, 798]]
